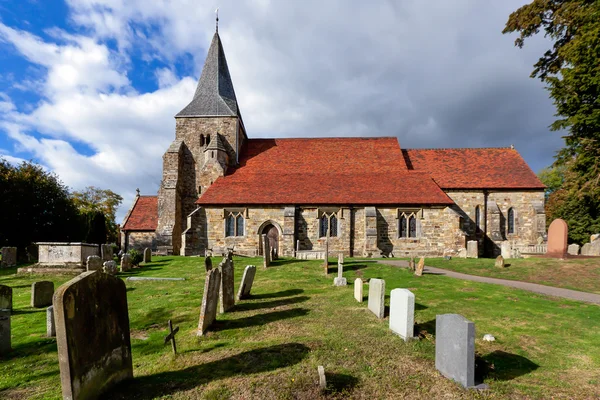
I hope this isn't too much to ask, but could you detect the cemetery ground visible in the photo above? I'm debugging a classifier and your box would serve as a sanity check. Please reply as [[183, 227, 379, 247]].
[[1, 257, 600, 399]]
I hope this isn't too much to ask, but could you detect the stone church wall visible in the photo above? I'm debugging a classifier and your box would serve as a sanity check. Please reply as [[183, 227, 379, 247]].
[[124, 232, 156, 252]]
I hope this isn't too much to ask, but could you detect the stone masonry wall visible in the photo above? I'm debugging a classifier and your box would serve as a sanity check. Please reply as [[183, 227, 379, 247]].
[[127, 232, 156, 252]]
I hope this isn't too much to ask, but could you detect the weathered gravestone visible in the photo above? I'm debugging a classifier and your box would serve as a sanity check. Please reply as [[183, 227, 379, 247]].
[[204, 256, 212, 271], [466, 241, 478, 258], [31, 281, 54, 308], [54, 271, 133, 399], [494, 255, 505, 268], [100, 244, 113, 262], [0, 285, 12, 310], [1, 247, 17, 268], [354, 278, 363, 302], [86, 255, 103, 271], [567, 244, 580, 256], [120, 254, 132, 272], [103, 260, 117, 275], [408, 256, 416, 271], [389, 289, 415, 341], [457, 248, 467, 258], [501, 241, 512, 259], [368, 278, 385, 319], [0, 309, 10, 354], [197, 268, 221, 336], [219, 258, 235, 313], [415, 257, 425, 276], [435, 314, 475, 388], [262, 234, 270, 269], [547, 219, 568, 258], [333, 253, 347, 286], [318, 365, 326, 390], [581, 243, 592, 256], [47, 305, 55, 337], [143, 248, 152, 263], [588, 238, 600, 256], [237, 265, 257, 300]]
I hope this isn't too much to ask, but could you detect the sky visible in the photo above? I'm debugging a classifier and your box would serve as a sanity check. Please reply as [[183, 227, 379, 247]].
[[0, 0, 564, 222]]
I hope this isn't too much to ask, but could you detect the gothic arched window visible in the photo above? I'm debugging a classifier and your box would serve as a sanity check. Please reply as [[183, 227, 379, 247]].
[[319, 213, 339, 237], [399, 215, 407, 238], [399, 211, 421, 238], [408, 215, 417, 238], [207, 134, 211, 145], [225, 215, 235, 237], [200, 134, 205, 146], [225, 211, 245, 237], [330, 215, 338, 237], [507, 208, 515, 234], [236, 214, 244, 236]]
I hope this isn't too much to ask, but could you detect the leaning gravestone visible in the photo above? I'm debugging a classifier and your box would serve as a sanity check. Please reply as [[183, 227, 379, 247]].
[[103, 260, 117, 275], [0, 247, 17, 268], [0, 285, 12, 310], [567, 244, 580, 256], [354, 278, 363, 302], [494, 255, 505, 268], [262, 235, 271, 269], [415, 257, 425, 276], [0, 309, 10, 354], [100, 244, 113, 262], [86, 255, 103, 271], [197, 268, 222, 336], [435, 314, 475, 388], [389, 289, 415, 341], [237, 265, 257, 300], [143, 248, 151, 263], [466, 241, 478, 258], [120, 254, 132, 272], [333, 253, 347, 286], [47, 305, 56, 337], [368, 279, 385, 319], [54, 271, 133, 399], [547, 219, 568, 258], [219, 258, 235, 313], [31, 281, 54, 308]]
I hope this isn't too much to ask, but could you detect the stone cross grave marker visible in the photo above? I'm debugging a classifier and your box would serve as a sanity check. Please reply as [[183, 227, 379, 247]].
[[435, 314, 475, 388], [47, 305, 55, 337], [86, 255, 103, 271], [0, 309, 9, 355], [100, 244, 113, 262], [354, 278, 363, 302], [164, 319, 179, 354], [368, 278, 385, 319], [0, 285, 12, 310], [54, 271, 133, 399], [197, 267, 221, 336], [334, 253, 347, 286], [237, 265, 257, 300], [415, 257, 425, 276], [547, 219, 568, 258], [219, 258, 235, 314], [143, 248, 152, 263], [389, 289, 415, 341], [103, 260, 117, 275], [262, 234, 271, 269], [466, 240, 478, 258], [205, 256, 212, 271], [0, 247, 17, 268], [121, 254, 132, 272], [31, 281, 54, 308]]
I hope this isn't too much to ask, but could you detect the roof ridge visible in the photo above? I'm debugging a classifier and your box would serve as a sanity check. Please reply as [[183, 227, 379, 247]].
[[247, 136, 398, 141], [405, 147, 513, 151]]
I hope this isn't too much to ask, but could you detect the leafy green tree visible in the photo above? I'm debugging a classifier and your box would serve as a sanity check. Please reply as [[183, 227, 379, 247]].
[[72, 186, 123, 243], [537, 165, 566, 198]]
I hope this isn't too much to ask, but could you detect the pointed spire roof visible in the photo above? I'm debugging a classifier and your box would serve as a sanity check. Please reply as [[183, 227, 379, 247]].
[[176, 32, 240, 117]]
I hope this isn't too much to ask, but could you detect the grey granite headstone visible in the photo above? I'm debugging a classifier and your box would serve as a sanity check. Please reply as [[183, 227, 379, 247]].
[[237, 265, 257, 300], [262, 235, 270, 269], [368, 279, 385, 319], [120, 254, 132, 272], [0, 285, 12, 310], [219, 258, 235, 313], [54, 271, 133, 399], [0, 247, 17, 268], [354, 278, 363, 302], [197, 268, 221, 336], [567, 244, 580, 256], [47, 305, 56, 337], [143, 248, 152, 263], [103, 260, 117, 275], [31, 281, 54, 308], [86, 255, 103, 271], [389, 289, 415, 341], [466, 241, 478, 258], [0, 309, 10, 354], [100, 244, 113, 262], [435, 314, 475, 388]]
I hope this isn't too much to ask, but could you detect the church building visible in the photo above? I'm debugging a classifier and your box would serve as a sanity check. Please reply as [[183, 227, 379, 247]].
[[120, 30, 546, 258]]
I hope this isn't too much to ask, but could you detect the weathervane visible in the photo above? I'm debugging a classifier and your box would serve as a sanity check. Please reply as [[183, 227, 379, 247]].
[[216, 8, 219, 33]]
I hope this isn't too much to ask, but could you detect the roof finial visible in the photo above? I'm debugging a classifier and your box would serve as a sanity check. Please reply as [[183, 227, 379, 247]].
[[215, 8, 219, 33], [136, 188, 140, 197]]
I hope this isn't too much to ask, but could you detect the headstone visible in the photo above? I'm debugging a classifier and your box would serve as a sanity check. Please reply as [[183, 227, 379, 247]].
[[100, 244, 113, 262], [0, 309, 10, 354], [389, 289, 415, 341], [197, 268, 222, 336], [237, 265, 257, 300], [227, 249, 234, 262], [163, 319, 179, 354], [354, 278, 363, 302], [333, 253, 347, 286], [0, 285, 12, 310], [589, 239, 600, 256], [143, 248, 152, 263], [547, 219, 568, 258], [318, 365, 326, 390], [262, 235, 270, 269], [567, 244, 580, 256], [31, 281, 54, 308], [47, 305, 56, 337], [494, 255, 505, 268], [367, 278, 385, 319], [466, 241, 478, 258], [86, 255, 103, 271], [103, 260, 117, 275], [501, 241, 512, 259], [435, 314, 475, 388], [219, 259, 235, 313], [120, 254, 132, 272], [591, 234, 600, 243], [415, 257, 425, 276], [457, 248, 467, 258], [408, 256, 416, 271], [296, 240, 300, 253], [205, 256, 212, 271], [0, 247, 17, 268], [54, 271, 133, 399]]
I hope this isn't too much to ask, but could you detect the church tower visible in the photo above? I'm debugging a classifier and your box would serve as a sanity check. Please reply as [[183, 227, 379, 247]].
[[156, 29, 247, 254]]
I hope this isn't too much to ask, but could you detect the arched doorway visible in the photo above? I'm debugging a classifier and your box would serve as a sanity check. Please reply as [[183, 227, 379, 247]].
[[263, 224, 279, 259]]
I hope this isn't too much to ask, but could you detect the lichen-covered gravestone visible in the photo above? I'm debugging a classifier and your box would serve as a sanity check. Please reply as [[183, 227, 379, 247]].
[[0, 309, 10, 354], [466, 241, 478, 258], [354, 278, 363, 302], [0, 247, 17, 268], [415, 257, 425, 276], [389, 289, 415, 341], [197, 268, 222, 336], [219, 258, 235, 313], [47, 305, 55, 337], [103, 260, 117, 275], [100, 244, 113, 262], [0, 285, 12, 310], [547, 219, 568, 258], [31, 281, 54, 308], [494, 255, 505, 268], [86, 255, 103, 271], [435, 314, 475, 388], [567, 244, 580, 256], [54, 271, 132, 399], [237, 265, 257, 300], [120, 254, 132, 272], [368, 278, 385, 319], [143, 248, 151, 263], [501, 241, 512, 259]]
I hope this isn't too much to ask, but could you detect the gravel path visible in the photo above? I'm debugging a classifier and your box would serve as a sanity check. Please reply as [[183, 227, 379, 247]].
[[377, 260, 600, 305]]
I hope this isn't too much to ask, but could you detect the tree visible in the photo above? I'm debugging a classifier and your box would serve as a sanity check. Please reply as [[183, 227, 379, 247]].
[[504, 0, 600, 242], [72, 186, 123, 243], [537, 165, 566, 199]]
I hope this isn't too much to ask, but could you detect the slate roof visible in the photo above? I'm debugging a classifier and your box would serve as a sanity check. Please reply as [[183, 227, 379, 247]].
[[176, 32, 239, 117], [205, 133, 228, 152], [404, 148, 545, 189], [122, 196, 158, 231]]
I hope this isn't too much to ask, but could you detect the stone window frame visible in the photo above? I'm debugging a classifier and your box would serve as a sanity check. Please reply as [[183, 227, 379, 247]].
[[397, 208, 423, 239], [317, 208, 341, 238], [224, 208, 247, 237], [507, 207, 516, 235]]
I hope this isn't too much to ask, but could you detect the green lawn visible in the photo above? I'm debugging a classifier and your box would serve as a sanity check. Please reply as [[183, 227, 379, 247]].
[[1, 257, 599, 399]]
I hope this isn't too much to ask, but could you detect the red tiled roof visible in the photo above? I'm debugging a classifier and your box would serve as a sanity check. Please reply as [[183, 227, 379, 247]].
[[122, 196, 158, 231], [405, 148, 545, 189], [197, 138, 453, 205]]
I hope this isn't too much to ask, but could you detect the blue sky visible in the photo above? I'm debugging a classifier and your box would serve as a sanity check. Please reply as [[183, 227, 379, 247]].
[[0, 1, 563, 221]]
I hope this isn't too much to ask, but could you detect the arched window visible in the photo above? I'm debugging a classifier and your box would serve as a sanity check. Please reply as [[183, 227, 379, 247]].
[[399, 215, 407, 238], [207, 134, 211, 145], [408, 215, 417, 238], [330, 215, 338, 237], [475, 206, 481, 231], [236, 215, 244, 236], [200, 135, 205, 146], [507, 208, 515, 234], [319, 215, 329, 237], [399, 212, 420, 238], [225, 211, 245, 237], [319, 212, 338, 237], [225, 215, 235, 237]]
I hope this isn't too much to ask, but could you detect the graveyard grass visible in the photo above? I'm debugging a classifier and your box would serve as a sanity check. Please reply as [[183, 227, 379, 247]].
[[0, 257, 599, 399]]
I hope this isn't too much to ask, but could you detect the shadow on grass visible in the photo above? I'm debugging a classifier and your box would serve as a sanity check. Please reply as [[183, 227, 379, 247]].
[[415, 318, 436, 337], [269, 259, 302, 267], [344, 264, 369, 272], [478, 350, 539, 382], [250, 289, 304, 299], [105, 343, 310, 399], [232, 296, 310, 312], [1, 339, 57, 361], [212, 308, 310, 332], [10, 308, 45, 315], [325, 372, 359, 395], [134, 307, 189, 330]]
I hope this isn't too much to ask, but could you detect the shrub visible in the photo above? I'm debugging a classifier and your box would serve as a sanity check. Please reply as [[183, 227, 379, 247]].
[[128, 249, 143, 266]]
